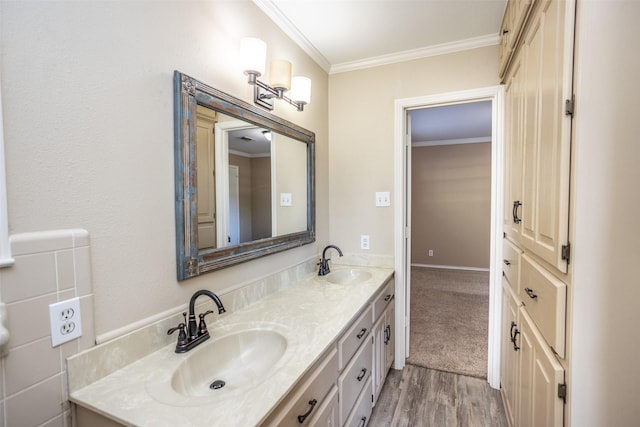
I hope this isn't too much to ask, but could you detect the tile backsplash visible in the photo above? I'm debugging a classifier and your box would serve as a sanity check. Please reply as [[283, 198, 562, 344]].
[[0, 229, 94, 427]]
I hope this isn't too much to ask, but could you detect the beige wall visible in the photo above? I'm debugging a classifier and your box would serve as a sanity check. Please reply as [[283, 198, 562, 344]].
[[411, 143, 491, 269], [250, 156, 272, 240], [328, 46, 499, 255], [0, 1, 329, 425], [569, 1, 640, 425]]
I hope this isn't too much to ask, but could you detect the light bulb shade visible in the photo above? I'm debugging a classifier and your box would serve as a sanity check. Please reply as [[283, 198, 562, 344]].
[[240, 37, 266, 77], [291, 76, 311, 105], [269, 59, 292, 92]]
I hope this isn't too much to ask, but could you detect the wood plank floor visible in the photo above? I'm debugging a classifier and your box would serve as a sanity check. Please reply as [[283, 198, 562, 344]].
[[369, 365, 507, 427]]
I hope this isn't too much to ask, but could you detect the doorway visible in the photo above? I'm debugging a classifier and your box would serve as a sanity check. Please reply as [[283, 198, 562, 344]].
[[393, 86, 504, 389]]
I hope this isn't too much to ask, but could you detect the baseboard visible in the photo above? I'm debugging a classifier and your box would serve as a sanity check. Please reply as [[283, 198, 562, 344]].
[[411, 263, 490, 272]]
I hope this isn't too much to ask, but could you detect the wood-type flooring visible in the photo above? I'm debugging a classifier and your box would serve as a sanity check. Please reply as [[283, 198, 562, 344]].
[[368, 365, 507, 427]]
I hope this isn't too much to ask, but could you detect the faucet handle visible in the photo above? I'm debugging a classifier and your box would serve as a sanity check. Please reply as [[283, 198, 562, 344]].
[[167, 323, 188, 346], [198, 310, 215, 335]]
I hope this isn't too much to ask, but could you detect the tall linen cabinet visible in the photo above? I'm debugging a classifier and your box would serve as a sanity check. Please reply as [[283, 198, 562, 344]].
[[498, 0, 575, 426]]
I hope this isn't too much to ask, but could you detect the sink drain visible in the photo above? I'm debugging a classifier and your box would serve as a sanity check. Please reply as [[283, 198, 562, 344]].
[[209, 380, 226, 390]]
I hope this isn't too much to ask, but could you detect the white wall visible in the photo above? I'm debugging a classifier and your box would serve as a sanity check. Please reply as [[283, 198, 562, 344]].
[[0, 0, 329, 340], [570, 1, 640, 425]]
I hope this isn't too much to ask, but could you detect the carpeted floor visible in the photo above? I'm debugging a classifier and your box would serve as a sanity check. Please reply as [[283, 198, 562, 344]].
[[407, 266, 490, 379]]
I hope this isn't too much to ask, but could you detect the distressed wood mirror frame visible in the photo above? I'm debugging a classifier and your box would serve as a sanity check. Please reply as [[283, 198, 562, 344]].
[[174, 71, 316, 280]]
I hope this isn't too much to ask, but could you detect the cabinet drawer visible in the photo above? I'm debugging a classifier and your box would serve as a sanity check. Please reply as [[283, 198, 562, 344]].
[[520, 254, 567, 358], [503, 238, 522, 292], [344, 376, 373, 427], [264, 347, 338, 426], [372, 278, 394, 322], [309, 385, 338, 427], [339, 337, 373, 425], [339, 306, 373, 369]]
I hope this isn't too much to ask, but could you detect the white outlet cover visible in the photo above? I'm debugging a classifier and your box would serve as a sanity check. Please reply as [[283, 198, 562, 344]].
[[49, 297, 82, 347], [361, 235, 370, 250]]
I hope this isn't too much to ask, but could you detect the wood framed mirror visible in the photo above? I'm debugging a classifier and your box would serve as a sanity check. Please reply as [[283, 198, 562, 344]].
[[174, 71, 315, 280]]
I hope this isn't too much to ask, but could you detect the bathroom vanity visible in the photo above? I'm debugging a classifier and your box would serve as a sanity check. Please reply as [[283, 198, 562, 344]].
[[68, 263, 395, 427]]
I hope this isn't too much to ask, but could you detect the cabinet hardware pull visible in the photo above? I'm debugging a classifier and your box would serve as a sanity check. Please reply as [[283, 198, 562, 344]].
[[512, 201, 522, 224], [384, 325, 391, 344], [503, 259, 511, 266], [510, 321, 520, 351], [524, 287, 538, 300], [384, 294, 392, 301], [358, 416, 367, 427], [356, 328, 367, 339], [297, 399, 318, 423], [357, 368, 367, 381]]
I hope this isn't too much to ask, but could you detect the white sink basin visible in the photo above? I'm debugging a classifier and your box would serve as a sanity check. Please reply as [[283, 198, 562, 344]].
[[324, 268, 372, 285], [147, 323, 294, 406], [171, 328, 287, 397]]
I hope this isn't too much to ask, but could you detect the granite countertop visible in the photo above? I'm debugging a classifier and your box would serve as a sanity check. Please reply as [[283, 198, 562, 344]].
[[69, 265, 394, 427]]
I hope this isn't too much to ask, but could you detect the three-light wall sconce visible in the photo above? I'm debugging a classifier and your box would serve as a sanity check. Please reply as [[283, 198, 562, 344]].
[[240, 37, 311, 112]]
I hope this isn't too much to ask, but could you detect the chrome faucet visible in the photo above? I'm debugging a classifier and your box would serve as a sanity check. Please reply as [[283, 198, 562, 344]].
[[167, 289, 226, 353], [318, 245, 343, 276]]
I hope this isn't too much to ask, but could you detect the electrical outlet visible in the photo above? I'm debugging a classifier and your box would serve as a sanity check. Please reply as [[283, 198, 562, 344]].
[[49, 297, 82, 347], [428, 249, 434, 257], [361, 235, 370, 250]]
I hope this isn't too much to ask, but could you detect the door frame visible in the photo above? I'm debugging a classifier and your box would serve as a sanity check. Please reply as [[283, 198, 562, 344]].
[[393, 85, 504, 389]]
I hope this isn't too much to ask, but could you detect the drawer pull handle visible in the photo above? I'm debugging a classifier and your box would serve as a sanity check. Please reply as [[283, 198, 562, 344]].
[[356, 328, 367, 339], [384, 294, 392, 301], [357, 368, 368, 381], [384, 325, 391, 344], [297, 399, 318, 423], [524, 287, 538, 300], [358, 416, 367, 427], [503, 259, 511, 266]]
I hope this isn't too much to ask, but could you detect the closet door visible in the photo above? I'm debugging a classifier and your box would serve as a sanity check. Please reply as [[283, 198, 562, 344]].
[[519, 0, 574, 273]]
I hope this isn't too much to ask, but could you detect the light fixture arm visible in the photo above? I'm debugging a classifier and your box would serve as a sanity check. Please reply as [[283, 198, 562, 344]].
[[254, 79, 305, 111]]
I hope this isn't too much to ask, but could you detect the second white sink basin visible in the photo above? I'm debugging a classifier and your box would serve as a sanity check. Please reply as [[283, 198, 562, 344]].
[[324, 268, 373, 285]]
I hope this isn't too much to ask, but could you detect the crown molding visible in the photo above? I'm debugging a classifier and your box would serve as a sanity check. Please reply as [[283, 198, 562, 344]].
[[330, 34, 500, 74], [252, 0, 332, 73]]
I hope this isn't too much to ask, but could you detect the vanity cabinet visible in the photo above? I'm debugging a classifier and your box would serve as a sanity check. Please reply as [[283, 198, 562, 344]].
[[264, 276, 397, 427]]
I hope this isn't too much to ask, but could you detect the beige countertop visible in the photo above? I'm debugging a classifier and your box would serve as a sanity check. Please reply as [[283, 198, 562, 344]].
[[69, 265, 394, 427]]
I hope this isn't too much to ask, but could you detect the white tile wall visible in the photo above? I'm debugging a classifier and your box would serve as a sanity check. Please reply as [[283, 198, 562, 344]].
[[0, 229, 94, 427]]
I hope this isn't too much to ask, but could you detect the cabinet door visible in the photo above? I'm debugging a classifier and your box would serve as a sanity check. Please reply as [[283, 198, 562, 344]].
[[384, 303, 395, 373], [517, 308, 564, 427], [518, 0, 574, 273], [504, 55, 525, 241], [371, 314, 385, 404], [501, 281, 520, 427]]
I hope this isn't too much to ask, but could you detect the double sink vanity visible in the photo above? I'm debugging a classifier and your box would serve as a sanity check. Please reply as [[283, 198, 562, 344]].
[[67, 72, 396, 426], [68, 262, 395, 426]]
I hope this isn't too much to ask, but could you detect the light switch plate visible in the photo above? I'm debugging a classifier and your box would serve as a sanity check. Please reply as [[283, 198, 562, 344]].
[[375, 192, 391, 207], [280, 193, 292, 206]]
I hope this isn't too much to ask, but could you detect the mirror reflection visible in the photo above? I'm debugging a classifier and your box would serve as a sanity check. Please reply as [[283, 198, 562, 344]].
[[196, 108, 308, 250], [174, 70, 315, 280]]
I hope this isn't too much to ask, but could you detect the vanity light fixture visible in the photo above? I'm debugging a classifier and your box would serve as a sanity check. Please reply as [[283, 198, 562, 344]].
[[240, 37, 311, 112]]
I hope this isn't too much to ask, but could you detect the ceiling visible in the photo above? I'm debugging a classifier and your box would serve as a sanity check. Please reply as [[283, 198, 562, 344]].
[[254, 0, 507, 74], [253, 0, 504, 143]]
